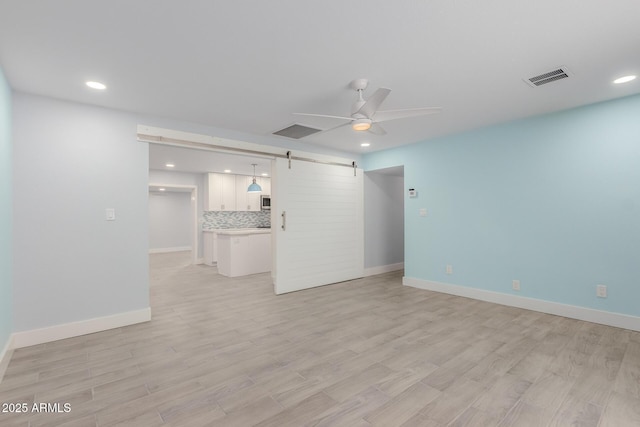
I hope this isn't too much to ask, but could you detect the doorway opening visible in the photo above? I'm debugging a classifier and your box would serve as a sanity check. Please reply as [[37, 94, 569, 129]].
[[143, 127, 365, 295], [148, 142, 274, 270], [148, 184, 198, 265], [363, 166, 405, 276]]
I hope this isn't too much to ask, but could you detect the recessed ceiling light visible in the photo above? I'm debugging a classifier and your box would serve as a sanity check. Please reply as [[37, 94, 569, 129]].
[[159, 188, 166, 192], [224, 169, 232, 173], [361, 142, 371, 147], [86, 81, 107, 90], [165, 163, 175, 168], [261, 173, 269, 176], [613, 75, 636, 84]]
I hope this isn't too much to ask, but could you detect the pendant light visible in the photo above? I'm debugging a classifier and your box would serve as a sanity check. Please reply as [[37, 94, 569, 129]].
[[247, 164, 262, 193]]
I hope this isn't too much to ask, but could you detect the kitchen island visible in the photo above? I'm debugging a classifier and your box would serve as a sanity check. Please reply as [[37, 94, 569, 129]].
[[215, 228, 271, 277]]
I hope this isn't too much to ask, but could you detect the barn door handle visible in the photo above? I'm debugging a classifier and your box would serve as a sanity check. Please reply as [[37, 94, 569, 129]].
[[281, 211, 286, 231]]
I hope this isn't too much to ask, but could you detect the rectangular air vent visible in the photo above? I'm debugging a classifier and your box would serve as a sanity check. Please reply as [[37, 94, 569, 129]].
[[273, 124, 322, 139], [525, 67, 572, 87]]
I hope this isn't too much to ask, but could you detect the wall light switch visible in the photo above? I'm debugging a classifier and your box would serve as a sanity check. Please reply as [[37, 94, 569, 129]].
[[106, 208, 116, 221], [408, 188, 417, 198]]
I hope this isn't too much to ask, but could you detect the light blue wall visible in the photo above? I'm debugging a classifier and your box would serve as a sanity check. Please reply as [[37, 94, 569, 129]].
[[364, 94, 640, 316], [0, 68, 12, 350]]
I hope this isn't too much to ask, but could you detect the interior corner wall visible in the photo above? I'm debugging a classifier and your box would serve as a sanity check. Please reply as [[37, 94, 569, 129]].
[[12, 93, 150, 332], [364, 172, 404, 269], [363, 94, 640, 318], [0, 68, 13, 353]]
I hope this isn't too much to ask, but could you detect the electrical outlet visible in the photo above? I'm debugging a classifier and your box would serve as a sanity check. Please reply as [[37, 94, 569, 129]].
[[419, 208, 427, 217], [446, 265, 453, 275], [597, 284, 607, 298], [512, 280, 521, 291]]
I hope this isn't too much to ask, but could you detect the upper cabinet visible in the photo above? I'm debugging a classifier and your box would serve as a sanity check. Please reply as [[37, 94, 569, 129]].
[[205, 173, 271, 212], [237, 176, 270, 211], [260, 177, 271, 196], [205, 173, 236, 211], [236, 175, 253, 211]]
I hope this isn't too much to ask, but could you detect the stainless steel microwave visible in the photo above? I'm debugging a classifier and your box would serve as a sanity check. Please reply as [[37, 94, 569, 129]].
[[260, 195, 271, 210]]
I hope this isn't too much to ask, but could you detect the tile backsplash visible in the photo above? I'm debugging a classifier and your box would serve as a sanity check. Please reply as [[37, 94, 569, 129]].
[[202, 211, 271, 230]]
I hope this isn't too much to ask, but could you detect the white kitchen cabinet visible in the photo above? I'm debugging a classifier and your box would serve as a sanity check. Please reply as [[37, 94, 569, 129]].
[[237, 175, 268, 211], [247, 176, 263, 211], [235, 175, 252, 211], [216, 229, 271, 277], [204, 173, 270, 212], [260, 177, 271, 196], [205, 173, 236, 211], [203, 231, 217, 265]]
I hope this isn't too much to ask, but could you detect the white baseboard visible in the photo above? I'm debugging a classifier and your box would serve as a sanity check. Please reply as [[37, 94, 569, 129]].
[[364, 262, 404, 277], [196, 257, 204, 264], [149, 246, 191, 254], [0, 334, 15, 383], [12, 308, 151, 349], [403, 277, 640, 332]]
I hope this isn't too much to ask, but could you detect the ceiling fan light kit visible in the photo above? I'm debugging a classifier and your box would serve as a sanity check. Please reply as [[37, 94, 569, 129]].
[[352, 118, 371, 131], [294, 78, 442, 137]]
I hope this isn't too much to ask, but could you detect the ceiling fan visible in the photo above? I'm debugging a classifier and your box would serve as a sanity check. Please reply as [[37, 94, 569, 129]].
[[294, 78, 441, 135]]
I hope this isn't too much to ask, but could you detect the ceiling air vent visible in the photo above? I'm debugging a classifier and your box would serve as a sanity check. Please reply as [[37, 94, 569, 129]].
[[272, 124, 322, 139], [525, 67, 572, 87]]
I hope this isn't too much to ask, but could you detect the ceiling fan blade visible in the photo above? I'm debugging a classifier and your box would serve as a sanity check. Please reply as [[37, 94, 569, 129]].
[[320, 122, 351, 134], [355, 87, 391, 118], [293, 112, 353, 121], [373, 107, 442, 123], [368, 122, 387, 135]]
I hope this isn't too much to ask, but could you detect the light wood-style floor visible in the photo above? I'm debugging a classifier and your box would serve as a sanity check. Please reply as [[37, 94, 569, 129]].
[[1, 251, 640, 426]]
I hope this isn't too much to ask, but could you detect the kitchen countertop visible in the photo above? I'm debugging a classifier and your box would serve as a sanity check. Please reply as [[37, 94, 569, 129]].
[[209, 228, 271, 235]]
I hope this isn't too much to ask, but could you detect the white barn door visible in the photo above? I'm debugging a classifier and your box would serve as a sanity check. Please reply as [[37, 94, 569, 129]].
[[272, 157, 364, 294]]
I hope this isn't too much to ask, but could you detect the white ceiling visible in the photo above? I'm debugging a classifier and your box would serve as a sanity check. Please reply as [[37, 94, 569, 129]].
[[367, 166, 404, 177], [1, 1, 639, 154]]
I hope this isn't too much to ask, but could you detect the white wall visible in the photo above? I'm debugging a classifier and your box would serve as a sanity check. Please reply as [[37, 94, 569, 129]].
[[0, 68, 12, 360], [149, 170, 204, 257], [12, 93, 150, 332], [11, 91, 360, 337], [364, 171, 404, 270], [149, 191, 192, 251]]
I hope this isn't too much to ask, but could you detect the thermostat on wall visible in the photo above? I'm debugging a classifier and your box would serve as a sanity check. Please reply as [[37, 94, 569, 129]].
[[408, 188, 417, 198]]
